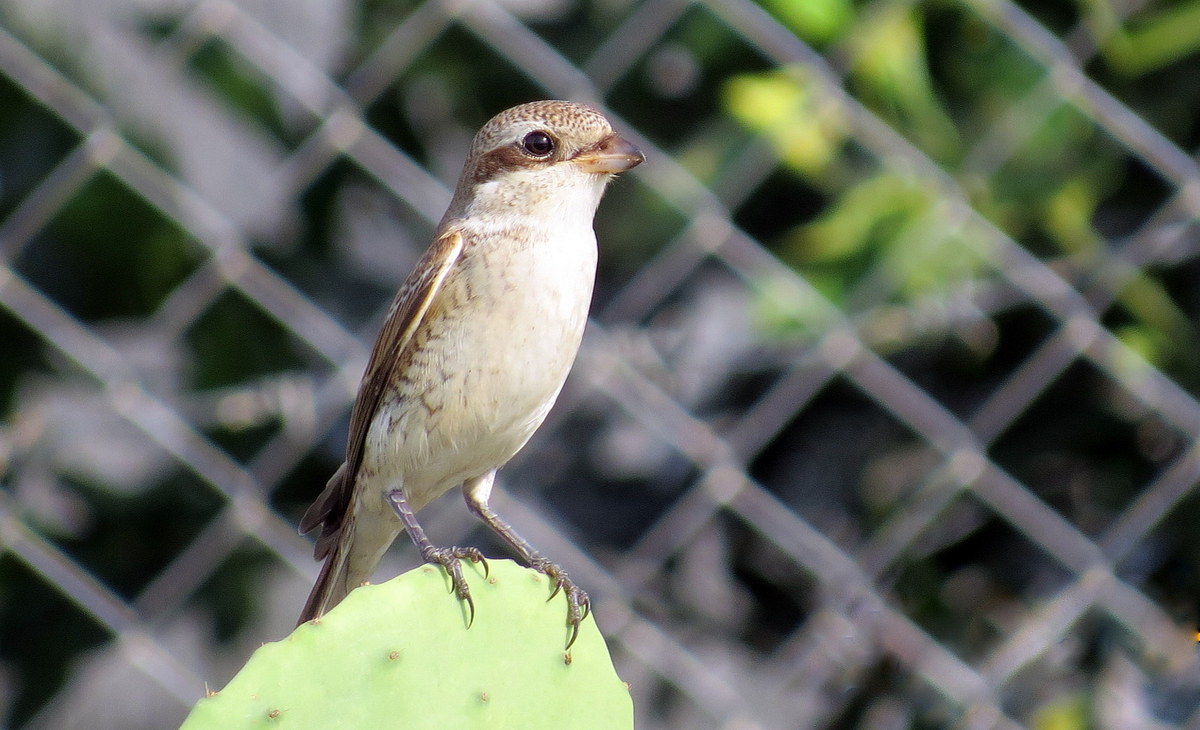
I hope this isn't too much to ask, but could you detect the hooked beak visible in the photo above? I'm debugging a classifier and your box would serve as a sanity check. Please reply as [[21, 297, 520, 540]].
[[573, 134, 645, 174]]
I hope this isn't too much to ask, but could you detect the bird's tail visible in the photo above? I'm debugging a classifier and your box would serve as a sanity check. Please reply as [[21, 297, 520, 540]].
[[297, 463, 406, 624], [297, 509, 404, 625], [297, 529, 359, 624]]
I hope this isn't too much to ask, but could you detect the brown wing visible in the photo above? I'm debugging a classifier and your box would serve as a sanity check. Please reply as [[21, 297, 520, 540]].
[[299, 228, 465, 559]]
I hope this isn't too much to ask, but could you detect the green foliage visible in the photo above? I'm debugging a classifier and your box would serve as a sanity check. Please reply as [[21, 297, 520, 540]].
[[846, 6, 960, 161], [187, 38, 293, 143], [725, 67, 989, 337], [759, 0, 853, 43], [180, 560, 633, 730], [1030, 693, 1090, 730], [19, 173, 199, 321], [1087, 0, 1200, 75], [786, 172, 986, 298], [726, 3, 1200, 375], [185, 290, 308, 389], [723, 67, 848, 179]]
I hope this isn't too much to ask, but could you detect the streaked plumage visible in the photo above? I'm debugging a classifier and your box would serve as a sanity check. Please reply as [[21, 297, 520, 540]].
[[298, 101, 643, 643]]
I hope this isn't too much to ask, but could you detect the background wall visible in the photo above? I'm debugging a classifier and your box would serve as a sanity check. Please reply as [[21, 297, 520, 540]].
[[1, 0, 1199, 727]]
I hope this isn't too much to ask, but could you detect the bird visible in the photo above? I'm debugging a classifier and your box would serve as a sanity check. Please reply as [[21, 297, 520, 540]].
[[297, 100, 644, 645]]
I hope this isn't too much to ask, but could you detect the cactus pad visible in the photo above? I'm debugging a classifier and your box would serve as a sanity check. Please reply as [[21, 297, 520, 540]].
[[180, 559, 633, 729]]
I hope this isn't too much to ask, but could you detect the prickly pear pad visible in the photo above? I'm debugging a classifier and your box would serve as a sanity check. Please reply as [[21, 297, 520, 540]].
[[180, 559, 632, 730]]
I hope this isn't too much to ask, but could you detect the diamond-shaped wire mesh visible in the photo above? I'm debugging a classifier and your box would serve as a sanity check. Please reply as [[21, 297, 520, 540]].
[[1, 0, 1199, 727]]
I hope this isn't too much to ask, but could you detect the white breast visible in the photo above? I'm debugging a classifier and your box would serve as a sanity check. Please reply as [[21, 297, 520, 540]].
[[362, 181, 601, 511]]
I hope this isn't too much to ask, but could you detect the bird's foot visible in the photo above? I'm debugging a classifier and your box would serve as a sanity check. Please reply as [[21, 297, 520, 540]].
[[422, 546, 488, 626], [530, 557, 591, 648]]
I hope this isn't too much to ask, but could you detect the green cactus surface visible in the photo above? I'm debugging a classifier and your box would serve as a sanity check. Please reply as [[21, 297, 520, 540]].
[[180, 559, 633, 730]]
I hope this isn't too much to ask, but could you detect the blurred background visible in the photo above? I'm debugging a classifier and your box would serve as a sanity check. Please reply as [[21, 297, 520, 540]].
[[0, 0, 1199, 727]]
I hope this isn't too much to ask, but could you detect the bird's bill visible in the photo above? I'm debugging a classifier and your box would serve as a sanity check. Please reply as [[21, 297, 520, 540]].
[[572, 134, 645, 174]]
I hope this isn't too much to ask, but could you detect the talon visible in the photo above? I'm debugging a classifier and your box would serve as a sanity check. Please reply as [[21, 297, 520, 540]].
[[463, 591, 476, 628], [528, 559, 590, 649], [421, 547, 487, 629]]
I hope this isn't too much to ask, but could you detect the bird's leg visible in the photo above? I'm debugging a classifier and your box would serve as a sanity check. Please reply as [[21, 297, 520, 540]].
[[462, 473, 590, 648], [386, 488, 487, 625]]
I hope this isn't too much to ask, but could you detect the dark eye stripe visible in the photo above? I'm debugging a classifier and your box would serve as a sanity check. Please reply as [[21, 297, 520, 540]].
[[469, 143, 551, 184]]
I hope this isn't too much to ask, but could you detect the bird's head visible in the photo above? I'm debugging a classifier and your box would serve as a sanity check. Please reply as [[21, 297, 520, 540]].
[[445, 100, 644, 224]]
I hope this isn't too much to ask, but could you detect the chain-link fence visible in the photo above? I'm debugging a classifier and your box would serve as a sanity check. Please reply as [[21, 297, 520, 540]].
[[1, 0, 1199, 727]]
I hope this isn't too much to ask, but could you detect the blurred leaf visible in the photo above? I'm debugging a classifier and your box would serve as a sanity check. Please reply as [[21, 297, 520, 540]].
[[1043, 179, 1101, 255], [749, 270, 837, 338], [1030, 694, 1088, 730], [847, 6, 961, 160], [1115, 323, 1161, 366], [722, 67, 848, 178], [188, 38, 290, 142], [1113, 273, 1200, 370], [787, 172, 925, 262], [882, 204, 985, 300], [186, 291, 307, 389], [787, 171, 987, 300], [1090, 0, 1200, 75], [20, 173, 199, 320], [758, 0, 854, 43], [986, 105, 1120, 253]]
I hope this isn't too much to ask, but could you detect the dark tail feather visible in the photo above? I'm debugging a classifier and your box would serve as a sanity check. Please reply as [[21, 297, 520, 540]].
[[297, 465, 401, 624], [297, 532, 353, 625], [298, 464, 354, 625]]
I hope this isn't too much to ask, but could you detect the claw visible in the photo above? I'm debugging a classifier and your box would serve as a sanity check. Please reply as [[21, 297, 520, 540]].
[[463, 591, 476, 628], [527, 558, 590, 648], [562, 585, 589, 649], [462, 485, 591, 648], [422, 547, 488, 628]]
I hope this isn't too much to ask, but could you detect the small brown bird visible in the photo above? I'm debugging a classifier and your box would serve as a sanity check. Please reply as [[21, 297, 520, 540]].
[[298, 101, 643, 642]]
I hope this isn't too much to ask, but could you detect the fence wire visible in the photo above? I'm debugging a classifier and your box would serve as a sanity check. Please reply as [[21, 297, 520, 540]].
[[1, 0, 1199, 728]]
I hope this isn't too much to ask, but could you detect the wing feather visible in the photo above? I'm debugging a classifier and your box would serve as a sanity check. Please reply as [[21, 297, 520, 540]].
[[300, 228, 465, 558]]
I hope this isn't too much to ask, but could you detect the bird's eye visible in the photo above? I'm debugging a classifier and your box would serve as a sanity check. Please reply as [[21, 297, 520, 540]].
[[521, 131, 556, 158]]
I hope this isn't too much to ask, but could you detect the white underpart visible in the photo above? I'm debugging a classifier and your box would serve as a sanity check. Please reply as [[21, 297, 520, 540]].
[[349, 158, 610, 583]]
